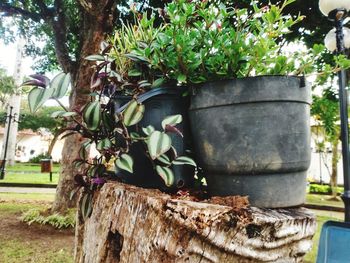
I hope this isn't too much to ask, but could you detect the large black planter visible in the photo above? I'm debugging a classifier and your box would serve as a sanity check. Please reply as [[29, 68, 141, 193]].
[[189, 76, 311, 208], [114, 87, 194, 191]]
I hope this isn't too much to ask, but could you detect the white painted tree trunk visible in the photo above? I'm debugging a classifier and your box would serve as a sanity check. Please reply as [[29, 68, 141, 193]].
[[1, 39, 23, 166], [75, 183, 317, 263]]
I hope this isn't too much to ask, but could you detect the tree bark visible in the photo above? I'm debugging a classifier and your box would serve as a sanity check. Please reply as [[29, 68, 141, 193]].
[[330, 139, 339, 198], [51, 0, 116, 213], [75, 183, 317, 263]]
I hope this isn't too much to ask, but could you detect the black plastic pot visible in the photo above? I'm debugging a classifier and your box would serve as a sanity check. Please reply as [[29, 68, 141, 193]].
[[189, 76, 311, 208], [114, 87, 194, 191]]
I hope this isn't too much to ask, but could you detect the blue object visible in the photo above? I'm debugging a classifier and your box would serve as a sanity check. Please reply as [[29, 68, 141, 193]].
[[316, 220, 350, 263]]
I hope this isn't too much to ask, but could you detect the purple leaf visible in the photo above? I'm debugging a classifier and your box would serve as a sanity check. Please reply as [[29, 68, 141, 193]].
[[21, 79, 46, 88], [92, 177, 106, 185], [98, 72, 108, 78], [165, 124, 183, 137], [29, 74, 50, 86], [101, 44, 112, 55]]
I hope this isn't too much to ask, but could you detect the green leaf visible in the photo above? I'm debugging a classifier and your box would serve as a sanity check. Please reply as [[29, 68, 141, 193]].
[[73, 159, 85, 168], [130, 132, 141, 140], [125, 53, 149, 63], [123, 100, 145, 126], [61, 111, 77, 117], [115, 154, 134, 173], [79, 146, 87, 160], [152, 78, 165, 88], [147, 131, 172, 160], [156, 166, 175, 187], [28, 87, 55, 113], [142, 125, 155, 136], [51, 111, 66, 118], [69, 187, 81, 201], [51, 72, 71, 99], [177, 74, 187, 83], [83, 101, 101, 131], [128, 69, 142, 76], [96, 138, 112, 151], [80, 193, 93, 221], [161, 114, 183, 129], [85, 54, 105, 61], [157, 154, 171, 165], [51, 111, 77, 118], [172, 156, 196, 167]]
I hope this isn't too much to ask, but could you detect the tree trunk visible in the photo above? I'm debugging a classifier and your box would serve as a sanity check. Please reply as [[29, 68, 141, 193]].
[[52, 1, 116, 213], [75, 183, 317, 263], [330, 139, 339, 198]]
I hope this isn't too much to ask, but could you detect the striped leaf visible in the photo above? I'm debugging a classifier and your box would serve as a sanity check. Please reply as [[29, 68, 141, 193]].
[[61, 111, 77, 117], [142, 125, 155, 136], [172, 156, 196, 167], [151, 78, 165, 88], [147, 131, 172, 160], [85, 54, 105, 61], [51, 111, 77, 118], [115, 154, 134, 173], [80, 193, 93, 221], [28, 87, 55, 113], [83, 101, 101, 131], [157, 154, 171, 165], [51, 111, 66, 118], [156, 166, 174, 187], [96, 138, 112, 151], [122, 100, 145, 126], [161, 114, 182, 129], [51, 72, 71, 99]]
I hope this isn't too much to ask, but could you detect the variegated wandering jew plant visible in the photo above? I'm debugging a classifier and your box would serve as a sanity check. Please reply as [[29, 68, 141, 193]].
[[23, 70, 196, 221]]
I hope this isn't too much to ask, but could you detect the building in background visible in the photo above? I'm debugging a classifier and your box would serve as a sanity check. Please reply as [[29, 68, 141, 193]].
[[0, 127, 64, 162]]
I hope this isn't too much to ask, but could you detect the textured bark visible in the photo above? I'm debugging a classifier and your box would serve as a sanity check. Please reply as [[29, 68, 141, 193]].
[[51, 0, 116, 213], [75, 183, 317, 263], [330, 139, 339, 198]]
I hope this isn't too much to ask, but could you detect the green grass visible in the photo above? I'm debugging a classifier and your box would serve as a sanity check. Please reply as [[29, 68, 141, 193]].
[[7, 163, 60, 173], [0, 192, 55, 201], [0, 202, 44, 216], [306, 194, 344, 208], [1, 163, 60, 184], [0, 240, 73, 263], [0, 202, 74, 263]]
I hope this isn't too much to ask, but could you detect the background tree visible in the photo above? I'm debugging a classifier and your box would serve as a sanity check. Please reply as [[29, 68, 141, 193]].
[[0, 105, 63, 155], [0, 67, 16, 108], [0, 0, 127, 213], [311, 88, 340, 199]]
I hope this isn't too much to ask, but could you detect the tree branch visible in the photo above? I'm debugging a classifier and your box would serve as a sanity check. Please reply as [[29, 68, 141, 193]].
[[34, 0, 54, 20], [50, 0, 76, 74], [0, 3, 42, 22]]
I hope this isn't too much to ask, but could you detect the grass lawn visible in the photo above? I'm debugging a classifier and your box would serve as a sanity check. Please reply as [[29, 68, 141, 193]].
[[0, 192, 55, 201], [0, 199, 74, 263], [1, 163, 60, 184], [306, 193, 344, 208]]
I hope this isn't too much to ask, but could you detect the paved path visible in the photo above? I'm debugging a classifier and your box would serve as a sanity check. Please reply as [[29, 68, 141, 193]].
[[0, 187, 56, 194]]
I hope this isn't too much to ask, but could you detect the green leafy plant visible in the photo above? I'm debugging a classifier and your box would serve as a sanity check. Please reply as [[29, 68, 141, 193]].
[[23, 70, 196, 221], [21, 208, 76, 229]]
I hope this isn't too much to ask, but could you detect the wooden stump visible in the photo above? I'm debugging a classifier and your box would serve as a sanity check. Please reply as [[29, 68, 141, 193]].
[[75, 182, 316, 263]]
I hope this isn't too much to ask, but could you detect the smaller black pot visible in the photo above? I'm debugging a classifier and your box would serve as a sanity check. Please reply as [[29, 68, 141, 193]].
[[114, 87, 194, 191]]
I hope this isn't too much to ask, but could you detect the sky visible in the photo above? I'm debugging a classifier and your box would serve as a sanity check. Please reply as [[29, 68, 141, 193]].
[[0, 40, 69, 107], [0, 40, 34, 77]]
